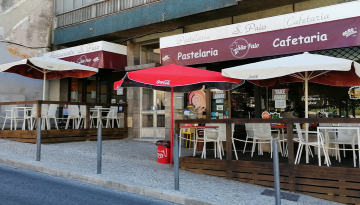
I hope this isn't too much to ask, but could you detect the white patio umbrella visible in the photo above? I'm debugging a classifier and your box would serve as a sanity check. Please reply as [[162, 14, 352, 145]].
[[222, 52, 360, 118], [0, 56, 98, 100], [222, 52, 360, 163]]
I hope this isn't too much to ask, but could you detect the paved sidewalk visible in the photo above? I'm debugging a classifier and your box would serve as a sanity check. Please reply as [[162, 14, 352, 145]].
[[0, 138, 341, 205]]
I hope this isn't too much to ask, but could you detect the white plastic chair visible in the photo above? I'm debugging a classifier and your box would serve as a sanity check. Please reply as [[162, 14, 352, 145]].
[[201, 123, 220, 159], [28, 104, 49, 130], [43, 104, 59, 130], [90, 106, 102, 128], [230, 124, 238, 159], [201, 123, 236, 159], [219, 123, 237, 160], [78, 105, 87, 129], [329, 123, 359, 167], [2, 105, 19, 130], [105, 106, 119, 128], [251, 123, 282, 158], [65, 105, 80, 129], [242, 123, 255, 153], [319, 123, 337, 157], [294, 123, 330, 166]]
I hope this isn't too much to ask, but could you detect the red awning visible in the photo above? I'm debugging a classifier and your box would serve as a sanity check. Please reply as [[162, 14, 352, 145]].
[[44, 41, 127, 70]]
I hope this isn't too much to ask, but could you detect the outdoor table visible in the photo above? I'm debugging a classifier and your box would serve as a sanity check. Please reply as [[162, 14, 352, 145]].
[[179, 125, 219, 157], [90, 107, 111, 127], [271, 124, 287, 155], [11, 106, 32, 130], [317, 126, 360, 167]]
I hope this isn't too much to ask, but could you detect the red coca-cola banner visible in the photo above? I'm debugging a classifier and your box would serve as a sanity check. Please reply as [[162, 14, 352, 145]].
[[161, 17, 360, 66], [60, 51, 127, 70]]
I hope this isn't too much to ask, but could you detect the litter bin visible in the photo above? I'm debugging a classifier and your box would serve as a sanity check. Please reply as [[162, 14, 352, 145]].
[[156, 140, 170, 164]]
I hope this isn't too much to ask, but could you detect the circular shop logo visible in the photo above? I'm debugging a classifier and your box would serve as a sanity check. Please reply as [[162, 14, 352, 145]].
[[262, 111, 271, 119], [229, 38, 250, 58]]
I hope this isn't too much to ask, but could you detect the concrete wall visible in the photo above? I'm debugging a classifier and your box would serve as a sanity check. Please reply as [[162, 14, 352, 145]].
[[0, 0, 52, 58], [0, 0, 53, 101], [0, 0, 53, 128], [54, 0, 238, 45]]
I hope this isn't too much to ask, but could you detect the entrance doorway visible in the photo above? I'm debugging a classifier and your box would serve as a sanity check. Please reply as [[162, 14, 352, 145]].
[[140, 88, 165, 139]]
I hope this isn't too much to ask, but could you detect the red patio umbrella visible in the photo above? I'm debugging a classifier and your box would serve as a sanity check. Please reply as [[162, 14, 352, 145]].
[[114, 64, 243, 163]]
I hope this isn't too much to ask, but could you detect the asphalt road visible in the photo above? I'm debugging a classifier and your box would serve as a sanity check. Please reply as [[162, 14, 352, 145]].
[[0, 164, 177, 205]]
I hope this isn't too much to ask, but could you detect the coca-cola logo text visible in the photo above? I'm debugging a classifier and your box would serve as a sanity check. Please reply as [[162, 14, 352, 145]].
[[156, 80, 170, 85]]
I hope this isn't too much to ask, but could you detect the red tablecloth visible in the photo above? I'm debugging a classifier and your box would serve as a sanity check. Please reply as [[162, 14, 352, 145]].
[[271, 125, 287, 129], [179, 126, 218, 129]]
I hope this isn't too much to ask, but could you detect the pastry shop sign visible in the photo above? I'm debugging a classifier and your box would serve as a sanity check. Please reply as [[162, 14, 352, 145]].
[[160, 1, 360, 66]]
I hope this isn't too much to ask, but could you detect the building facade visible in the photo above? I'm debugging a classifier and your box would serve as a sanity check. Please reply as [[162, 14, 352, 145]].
[[51, 0, 358, 140]]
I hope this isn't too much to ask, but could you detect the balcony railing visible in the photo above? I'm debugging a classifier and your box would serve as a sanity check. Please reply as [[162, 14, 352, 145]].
[[54, 0, 161, 29]]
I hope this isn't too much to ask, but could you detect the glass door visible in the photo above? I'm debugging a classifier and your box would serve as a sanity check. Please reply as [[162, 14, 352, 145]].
[[140, 88, 165, 139]]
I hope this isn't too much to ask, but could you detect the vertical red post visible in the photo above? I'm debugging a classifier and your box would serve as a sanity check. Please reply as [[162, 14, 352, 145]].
[[170, 87, 174, 164]]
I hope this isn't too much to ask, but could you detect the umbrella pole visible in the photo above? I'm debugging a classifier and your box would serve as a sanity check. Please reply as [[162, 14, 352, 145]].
[[170, 87, 174, 165], [305, 72, 309, 163], [42, 72, 46, 100], [305, 72, 308, 118]]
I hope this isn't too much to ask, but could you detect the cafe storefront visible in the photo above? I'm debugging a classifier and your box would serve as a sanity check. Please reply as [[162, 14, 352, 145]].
[[160, 1, 360, 120], [44, 41, 127, 104], [161, 3, 360, 203]]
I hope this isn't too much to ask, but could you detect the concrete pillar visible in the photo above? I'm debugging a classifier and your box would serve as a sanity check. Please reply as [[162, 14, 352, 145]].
[[125, 42, 142, 138], [126, 42, 141, 66], [127, 87, 141, 138], [49, 79, 60, 101], [59, 78, 69, 102]]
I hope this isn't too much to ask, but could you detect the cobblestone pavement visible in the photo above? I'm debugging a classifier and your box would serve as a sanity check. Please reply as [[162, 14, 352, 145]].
[[0, 138, 342, 205]]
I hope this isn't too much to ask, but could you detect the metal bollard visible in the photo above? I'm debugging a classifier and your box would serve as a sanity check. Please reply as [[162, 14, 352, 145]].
[[97, 125, 102, 174], [272, 137, 281, 205], [36, 117, 42, 161], [174, 133, 179, 190]]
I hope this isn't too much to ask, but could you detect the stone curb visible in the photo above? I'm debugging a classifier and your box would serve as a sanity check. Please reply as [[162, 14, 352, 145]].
[[0, 158, 214, 205]]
